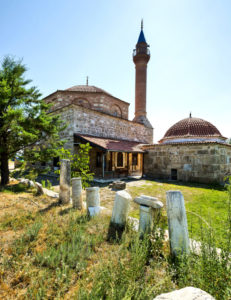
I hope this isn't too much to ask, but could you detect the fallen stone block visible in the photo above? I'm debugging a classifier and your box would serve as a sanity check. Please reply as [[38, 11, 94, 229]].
[[35, 182, 44, 195], [112, 181, 126, 190], [134, 195, 163, 209], [20, 178, 30, 186], [153, 286, 215, 300], [29, 180, 35, 188], [42, 187, 59, 198]]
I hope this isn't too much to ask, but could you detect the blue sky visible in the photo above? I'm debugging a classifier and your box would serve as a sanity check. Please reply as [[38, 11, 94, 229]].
[[1, 0, 231, 142]]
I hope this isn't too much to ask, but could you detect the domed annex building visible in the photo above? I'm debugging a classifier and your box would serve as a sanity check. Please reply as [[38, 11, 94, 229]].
[[44, 24, 231, 184], [143, 116, 231, 183]]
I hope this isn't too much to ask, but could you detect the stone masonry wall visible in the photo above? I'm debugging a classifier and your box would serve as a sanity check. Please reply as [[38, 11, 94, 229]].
[[73, 104, 153, 144], [45, 90, 129, 120], [54, 104, 153, 145], [52, 106, 75, 152], [143, 143, 231, 184]]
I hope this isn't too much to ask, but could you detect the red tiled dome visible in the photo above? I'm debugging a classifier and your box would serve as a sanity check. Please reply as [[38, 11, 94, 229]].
[[160, 116, 224, 143], [65, 85, 112, 96]]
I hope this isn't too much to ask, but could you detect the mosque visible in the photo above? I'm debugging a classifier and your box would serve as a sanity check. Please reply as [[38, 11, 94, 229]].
[[44, 24, 231, 184]]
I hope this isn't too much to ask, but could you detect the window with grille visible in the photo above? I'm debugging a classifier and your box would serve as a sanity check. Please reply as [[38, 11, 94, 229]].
[[96, 152, 101, 167], [132, 153, 138, 166], [117, 152, 123, 167]]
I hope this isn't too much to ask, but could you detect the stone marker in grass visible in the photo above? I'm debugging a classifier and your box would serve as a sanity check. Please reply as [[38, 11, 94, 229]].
[[166, 190, 189, 257], [108, 190, 132, 240], [59, 159, 71, 204], [86, 187, 101, 217], [72, 177, 83, 209], [134, 195, 163, 235], [86, 187, 100, 208]]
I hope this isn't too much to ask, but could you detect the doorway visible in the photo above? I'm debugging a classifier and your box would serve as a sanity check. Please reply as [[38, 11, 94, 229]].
[[171, 169, 178, 180]]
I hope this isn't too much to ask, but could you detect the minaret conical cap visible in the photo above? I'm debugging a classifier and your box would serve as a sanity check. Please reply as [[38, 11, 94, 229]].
[[137, 19, 147, 44]]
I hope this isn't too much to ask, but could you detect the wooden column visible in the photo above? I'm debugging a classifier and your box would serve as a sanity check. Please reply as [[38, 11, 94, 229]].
[[102, 153, 105, 178]]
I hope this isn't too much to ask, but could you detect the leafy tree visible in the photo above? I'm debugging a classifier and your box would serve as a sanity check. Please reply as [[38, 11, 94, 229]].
[[57, 143, 94, 188], [0, 56, 65, 185]]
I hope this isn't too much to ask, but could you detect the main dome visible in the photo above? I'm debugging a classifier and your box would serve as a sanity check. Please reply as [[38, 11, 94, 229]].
[[65, 85, 112, 96], [159, 116, 226, 144]]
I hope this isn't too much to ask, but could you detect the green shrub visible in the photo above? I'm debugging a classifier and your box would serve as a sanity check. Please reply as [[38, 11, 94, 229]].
[[41, 179, 52, 189], [56, 144, 94, 188], [41, 180, 46, 188]]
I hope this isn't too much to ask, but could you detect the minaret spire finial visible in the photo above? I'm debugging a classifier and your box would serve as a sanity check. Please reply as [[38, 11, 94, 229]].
[[141, 19, 143, 30], [86, 76, 88, 86]]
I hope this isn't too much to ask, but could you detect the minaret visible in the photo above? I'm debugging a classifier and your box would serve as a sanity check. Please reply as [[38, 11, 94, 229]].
[[133, 21, 152, 128]]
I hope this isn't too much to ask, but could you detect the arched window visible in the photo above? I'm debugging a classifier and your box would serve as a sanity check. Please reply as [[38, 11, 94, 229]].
[[117, 152, 123, 167], [111, 104, 122, 118], [75, 98, 91, 109]]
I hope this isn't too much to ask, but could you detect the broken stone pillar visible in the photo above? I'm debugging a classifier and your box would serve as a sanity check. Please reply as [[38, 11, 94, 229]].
[[86, 187, 100, 217], [86, 187, 100, 208], [166, 190, 190, 257], [139, 205, 155, 234], [134, 195, 164, 235], [59, 159, 71, 204], [111, 190, 132, 226], [72, 177, 82, 209], [108, 190, 132, 240]]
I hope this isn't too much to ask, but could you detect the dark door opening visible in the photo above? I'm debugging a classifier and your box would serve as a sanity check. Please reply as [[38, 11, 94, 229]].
[[171, 169, 178, 180]]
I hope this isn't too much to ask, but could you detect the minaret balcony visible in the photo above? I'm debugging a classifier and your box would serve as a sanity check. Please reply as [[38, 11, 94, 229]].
[[133, 47, 150, 57]]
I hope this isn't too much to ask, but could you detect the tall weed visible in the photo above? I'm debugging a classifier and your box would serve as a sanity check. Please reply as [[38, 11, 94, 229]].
[[77, 226, 172, 299]]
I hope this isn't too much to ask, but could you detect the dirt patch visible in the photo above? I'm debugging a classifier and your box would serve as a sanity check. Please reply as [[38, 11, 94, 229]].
[[126, 180, 152, 187]]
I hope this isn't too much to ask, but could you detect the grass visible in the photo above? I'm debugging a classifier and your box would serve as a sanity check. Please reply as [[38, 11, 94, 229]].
[[126, 180, 230, 247], [0, 180, 231, 299], [0, 210, 36, 230], [0, 182, 29, 194]]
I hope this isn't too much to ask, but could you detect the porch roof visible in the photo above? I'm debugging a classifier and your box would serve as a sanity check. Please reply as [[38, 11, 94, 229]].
[[74, 134, 145, 153]]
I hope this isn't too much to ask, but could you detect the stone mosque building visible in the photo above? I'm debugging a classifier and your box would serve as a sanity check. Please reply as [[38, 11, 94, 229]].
[[44, 24, 231, 184]]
